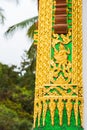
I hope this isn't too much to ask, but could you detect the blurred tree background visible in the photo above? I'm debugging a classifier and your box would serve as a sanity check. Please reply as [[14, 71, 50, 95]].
[[0, 44, 36, 130], [0, 0, 37, 129]]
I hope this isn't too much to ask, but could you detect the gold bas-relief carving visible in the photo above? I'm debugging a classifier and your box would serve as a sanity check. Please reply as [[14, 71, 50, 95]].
[[34, 0, 83, 128]]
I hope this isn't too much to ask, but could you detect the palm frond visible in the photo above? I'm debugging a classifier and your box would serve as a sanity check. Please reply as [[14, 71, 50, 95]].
[[27, 24, 36, 39], [5, 16, 38, 37], [0, 8, 5, 24]]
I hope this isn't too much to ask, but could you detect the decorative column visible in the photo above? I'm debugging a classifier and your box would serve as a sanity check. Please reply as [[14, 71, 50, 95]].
[[33, 0, 84, 129]]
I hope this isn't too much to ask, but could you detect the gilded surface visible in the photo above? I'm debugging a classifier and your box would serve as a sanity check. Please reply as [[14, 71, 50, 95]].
[[50, 30, 72, 84], [43, 85, 78, 97], [72, 0, 83, 126], [34, 0, 83, 128], [34, 0, 52, 127], [77, 0, 83, 97], [77, 0, 83, 126]]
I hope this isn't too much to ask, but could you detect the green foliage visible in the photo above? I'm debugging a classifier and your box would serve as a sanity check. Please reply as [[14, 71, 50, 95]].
[[0, 104, 18, 130], [0, 44, 36, 130], [0, 104, 33, 130], [19, 44, 36, 90], [19, 119, 32, 130], [0, 1, 37, 129], [0, 63, 19, 98], [4, 0, 38, 38], [5, 16, 38, 38], [27, 23, 36, 39], [0, 8, 5, 24]]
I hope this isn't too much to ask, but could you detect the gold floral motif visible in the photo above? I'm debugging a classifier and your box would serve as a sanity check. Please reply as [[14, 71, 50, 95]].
[[54, 44, 70, 64], [52, 29, 71, 47], [34, 0, 83, 128], [50, 28, 72, 84]]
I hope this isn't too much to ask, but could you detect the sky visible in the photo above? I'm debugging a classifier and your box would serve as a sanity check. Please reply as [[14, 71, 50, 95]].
[[0, 0, 38, 67]]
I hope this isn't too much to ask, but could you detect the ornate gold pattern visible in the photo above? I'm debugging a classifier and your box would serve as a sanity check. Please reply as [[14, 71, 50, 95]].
[[72, 0, 83, 126], [43, 85, 78, 97], [57, 98, 64, 126], [66, 99, 73, 125], [79, 98, 84, 126], [35, 0, 52, 88], [50, 30, 72, 84], [34, 0, 83, 128], [74, 99, 78, 126], [77, 0, 83, 97], [77, 0, 83, 125], [43, 99, 48, 126], [34, 0, 52, 127], [49, 99, 56, 125], [34, 92, 81, 127], [72, 0, 78, 85]]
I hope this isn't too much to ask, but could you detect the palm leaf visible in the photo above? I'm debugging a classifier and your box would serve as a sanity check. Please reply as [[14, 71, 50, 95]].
[[5, 16, 38, 37], [27, 24, 36, 39], [0, 8, 5, 24]]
